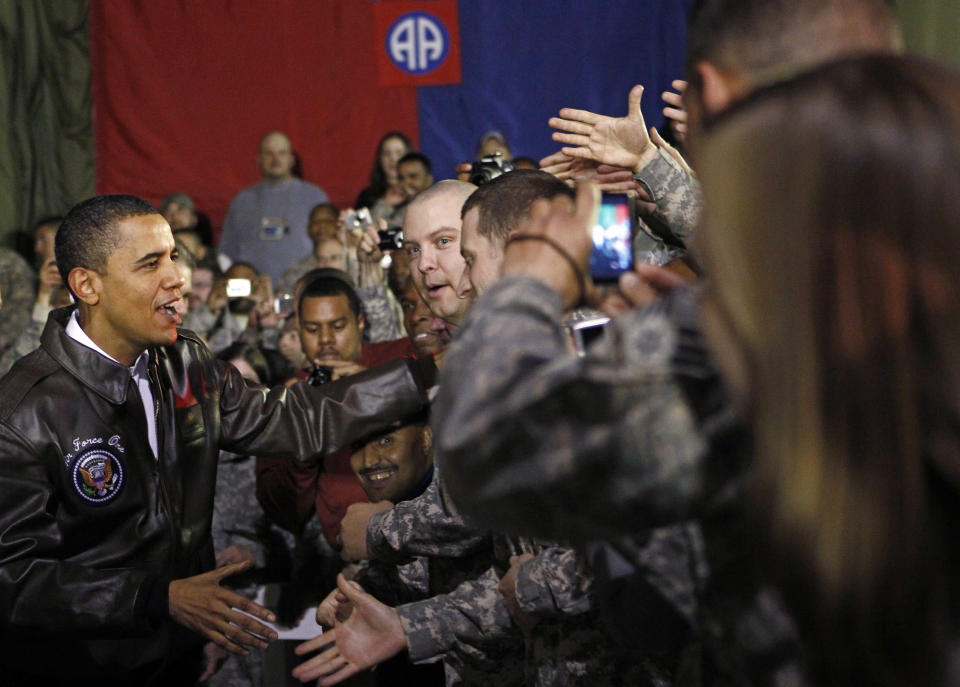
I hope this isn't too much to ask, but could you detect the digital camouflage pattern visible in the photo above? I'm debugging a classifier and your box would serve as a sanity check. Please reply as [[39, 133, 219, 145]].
[[633, 147, 703, 249], [433, 276, 805, 684], [0, 248, 36, 366]]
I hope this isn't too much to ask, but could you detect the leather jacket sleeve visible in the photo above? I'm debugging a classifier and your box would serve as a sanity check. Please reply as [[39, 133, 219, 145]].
[[215, 356, 433, 460]]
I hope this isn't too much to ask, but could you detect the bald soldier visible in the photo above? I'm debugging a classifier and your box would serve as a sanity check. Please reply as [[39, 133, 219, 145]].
[[219, 131, 329, 284]]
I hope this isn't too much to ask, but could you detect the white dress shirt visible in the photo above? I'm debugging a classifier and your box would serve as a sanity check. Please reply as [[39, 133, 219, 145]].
[[66, 310, 158, 459]]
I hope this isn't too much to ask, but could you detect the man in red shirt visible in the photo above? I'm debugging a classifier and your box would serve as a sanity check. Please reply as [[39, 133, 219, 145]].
[[256, 270, 416, 548]]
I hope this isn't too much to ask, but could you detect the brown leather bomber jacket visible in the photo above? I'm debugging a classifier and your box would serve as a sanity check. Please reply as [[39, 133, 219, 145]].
[[0, 306, 434, 677]]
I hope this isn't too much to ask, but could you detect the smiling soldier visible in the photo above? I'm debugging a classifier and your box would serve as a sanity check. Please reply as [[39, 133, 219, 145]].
[[0, 195, 436, 686], [350, 416, 433, 504]]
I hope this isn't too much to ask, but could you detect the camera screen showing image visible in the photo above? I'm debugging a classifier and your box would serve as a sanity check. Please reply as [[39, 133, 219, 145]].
[[589, 194, 634, 282], [226, 278, 252, 299]]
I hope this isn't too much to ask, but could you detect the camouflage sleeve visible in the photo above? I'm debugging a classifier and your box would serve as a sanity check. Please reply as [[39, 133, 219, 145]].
[[514, 546, 592, 619], [434, 277, 742, 541], [357, 282, 404, 343], [0, 249, 36, 357], [212, 454, 270, 568], [633, 147, 703, 248], [366, 469, 489, 564], [0, 317, 44, 376], [396, 566, 520, 664], [353, 558, 431, 606]]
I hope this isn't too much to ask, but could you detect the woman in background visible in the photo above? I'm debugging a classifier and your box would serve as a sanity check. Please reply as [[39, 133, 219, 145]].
[[354, 131, 413, 213]]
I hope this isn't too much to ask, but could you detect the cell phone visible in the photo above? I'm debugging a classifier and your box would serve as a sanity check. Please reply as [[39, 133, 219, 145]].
[[589, 193, 634, 282], [569, 316, 610, 356], [226, 278, 252, 298], [273, 292, 294, 315]]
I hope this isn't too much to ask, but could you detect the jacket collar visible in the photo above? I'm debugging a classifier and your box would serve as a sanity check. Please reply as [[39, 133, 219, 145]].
[[41, 306, 145, 405]]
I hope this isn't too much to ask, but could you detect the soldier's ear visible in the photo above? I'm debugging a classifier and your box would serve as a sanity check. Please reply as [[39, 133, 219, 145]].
[[68, 267, 101, 306]]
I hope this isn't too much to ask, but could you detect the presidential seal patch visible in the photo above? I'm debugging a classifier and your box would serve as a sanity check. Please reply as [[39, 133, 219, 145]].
[[72, 449, 124, 505]]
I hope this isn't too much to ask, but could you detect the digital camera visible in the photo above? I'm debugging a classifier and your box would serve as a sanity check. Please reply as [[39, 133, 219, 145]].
[[307, 364, 334, 386], [468, 153, 515, 186], [378, 226, 403, 251]]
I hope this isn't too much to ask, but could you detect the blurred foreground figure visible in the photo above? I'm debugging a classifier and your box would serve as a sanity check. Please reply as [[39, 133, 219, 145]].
[[696, 55, 960, 686]]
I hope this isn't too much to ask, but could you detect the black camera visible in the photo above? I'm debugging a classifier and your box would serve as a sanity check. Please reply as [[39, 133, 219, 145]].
[[378, 226, 403, 251], [307, 364, 333, 386], [468, 153, 515, 186]]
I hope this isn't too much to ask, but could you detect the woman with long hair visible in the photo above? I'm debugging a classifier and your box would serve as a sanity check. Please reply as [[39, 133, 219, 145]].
[[354, 131, 413, 211], [697, 55, 960, 685]]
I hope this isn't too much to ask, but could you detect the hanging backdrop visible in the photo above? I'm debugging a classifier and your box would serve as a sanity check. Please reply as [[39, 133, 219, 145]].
[[90, 0, 692, 239]]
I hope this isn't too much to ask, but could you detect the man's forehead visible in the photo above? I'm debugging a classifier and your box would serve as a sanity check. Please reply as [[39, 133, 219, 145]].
[[400, 160, 426, 174], [403, 197, 462, 242], [311, 209, 337, 222], [261, 133, 291, 152], [115, 213, 173, 243], [301, 294, 354, 319]]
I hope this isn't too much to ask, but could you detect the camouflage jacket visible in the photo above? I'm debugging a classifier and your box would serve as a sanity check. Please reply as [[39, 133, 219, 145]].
[[0, 248, 36, 363], [633, 147, 703, 251], [365, 447, 701, 686], [366, 468, 488, 563], [433, 276, 805, 684], [0, 317, 43, 376], [433, 277, 738, 537]]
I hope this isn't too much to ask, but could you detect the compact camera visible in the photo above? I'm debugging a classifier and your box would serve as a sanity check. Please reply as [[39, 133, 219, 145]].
[[568, 316, 611, 356], [273, 292, 294, 315], [378, 226, 403, 251], [307, 364, 334, 386], [468, 153, 515, 186], [343, 208, 373, 231]]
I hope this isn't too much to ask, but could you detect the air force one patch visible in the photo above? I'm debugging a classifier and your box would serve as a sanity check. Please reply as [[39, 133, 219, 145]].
[[72, 449, 124, 505]]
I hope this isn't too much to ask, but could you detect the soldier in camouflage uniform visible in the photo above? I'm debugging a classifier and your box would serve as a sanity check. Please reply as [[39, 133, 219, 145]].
[[300, 173, 703, 686], [431, 171, 809, 683], [0, 247, 36, 368], [204, 344, 296, 687]]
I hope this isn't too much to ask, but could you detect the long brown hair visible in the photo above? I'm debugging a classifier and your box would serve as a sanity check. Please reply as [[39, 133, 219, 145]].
[[697, 55, 960, 684]]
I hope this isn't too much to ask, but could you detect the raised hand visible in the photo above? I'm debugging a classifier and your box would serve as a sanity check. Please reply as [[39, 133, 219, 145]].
[[549, 85, 656, 172], [293, 574, 406, 685], [503, 181, 598, 310], [661, 79, 688, 143], [168, 560, 278, 655]]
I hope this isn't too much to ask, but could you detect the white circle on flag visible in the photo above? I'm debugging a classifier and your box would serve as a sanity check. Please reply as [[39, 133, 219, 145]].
[[386, 11, 450, 75]]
